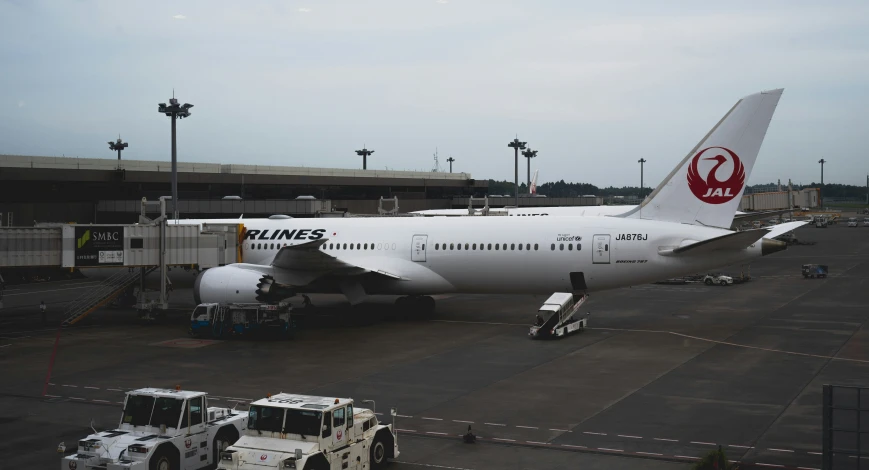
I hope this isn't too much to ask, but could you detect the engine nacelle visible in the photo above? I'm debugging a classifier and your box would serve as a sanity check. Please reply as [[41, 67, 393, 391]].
[[194, 265, 295, 305]]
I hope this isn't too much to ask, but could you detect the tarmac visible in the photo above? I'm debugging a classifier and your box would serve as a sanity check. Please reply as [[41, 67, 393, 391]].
[[1, 220, 867, 469]]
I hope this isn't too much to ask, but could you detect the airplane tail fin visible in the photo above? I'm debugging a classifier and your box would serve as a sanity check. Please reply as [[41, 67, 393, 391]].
[[621, 89, 783, 229], [531, 169, 539, 195]]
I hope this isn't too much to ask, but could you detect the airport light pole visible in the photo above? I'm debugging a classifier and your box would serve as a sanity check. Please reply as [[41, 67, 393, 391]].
[[108, 136, 128, 162], [818, 158, 826, 186], [356, 146, 374, 170], [158, 95, 193, 220], [446, 157, 455, 173], [638, 158, 647, 196], [522, 148, 537, 193], [508, 138, 526, 207]]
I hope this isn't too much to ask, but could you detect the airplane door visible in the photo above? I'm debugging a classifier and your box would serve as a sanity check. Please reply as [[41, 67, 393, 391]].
[[593, 234, 610, 264], [412, 235, 428, 262]]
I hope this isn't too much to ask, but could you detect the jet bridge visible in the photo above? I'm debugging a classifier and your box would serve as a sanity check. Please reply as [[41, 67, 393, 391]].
[[1, 198, 241, 325]]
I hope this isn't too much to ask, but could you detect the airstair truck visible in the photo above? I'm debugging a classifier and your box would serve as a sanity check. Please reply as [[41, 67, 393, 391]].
[[62, 387, 247, 470], [529, 293, 588, 339], [218, 393, 399, 470]]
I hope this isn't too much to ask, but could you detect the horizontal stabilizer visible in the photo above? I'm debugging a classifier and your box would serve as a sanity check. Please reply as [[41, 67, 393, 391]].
[[660, 229, 769, 256], [763, 221, 809, 239]]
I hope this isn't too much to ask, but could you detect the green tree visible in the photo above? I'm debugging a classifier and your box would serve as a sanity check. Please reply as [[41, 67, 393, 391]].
[[692, 446, 739, 470]]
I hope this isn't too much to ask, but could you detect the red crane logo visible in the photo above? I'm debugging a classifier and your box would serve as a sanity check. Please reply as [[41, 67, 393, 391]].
[[686, 147, 745, 204]]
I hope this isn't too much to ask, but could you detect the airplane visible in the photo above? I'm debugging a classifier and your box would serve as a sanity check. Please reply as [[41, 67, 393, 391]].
[[190, 88, 801, 311]]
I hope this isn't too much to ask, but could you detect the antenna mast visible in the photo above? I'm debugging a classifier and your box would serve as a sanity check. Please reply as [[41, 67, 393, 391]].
[[431, 148, 442, 172]]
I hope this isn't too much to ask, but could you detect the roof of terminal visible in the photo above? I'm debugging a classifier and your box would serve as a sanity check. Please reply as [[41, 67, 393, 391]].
[[0, 154, 471, 181]]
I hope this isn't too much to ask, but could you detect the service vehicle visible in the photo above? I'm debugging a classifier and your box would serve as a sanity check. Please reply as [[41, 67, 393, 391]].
[[815, 218, 828, 228], [703, 273, 734, 286], [529, 293, 588, 339], [848, 217, 859, 227], [802, 264, 829, 279], [190, 302, 294, 339], [864, 218, 869, 227], [62, 387, 246, 470], [217, 393, 398, 470]]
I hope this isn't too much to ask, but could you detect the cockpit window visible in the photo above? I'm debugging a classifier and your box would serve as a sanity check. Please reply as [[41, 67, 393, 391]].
[[149, 397, 184, 428], [284, 409, 323, 436], [122, 395, 155, 426], [248, 406, 285, 433]]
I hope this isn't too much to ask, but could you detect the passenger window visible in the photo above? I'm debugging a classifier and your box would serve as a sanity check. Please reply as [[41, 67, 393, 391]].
[[560, 244, 564, 251], [527, 244, 531, 250], [333, 407, 345, 427], [435, 243, 439, 250], [488, 243, 492, 250], [329, 243, 333, 249], [502, 244, 507, 250], [257, 243, 261, 249], [357, 243, 361, 250], [518, 244, 523, 251], [473, 243, 477, 250], [364, 243, 368, 249], [551, 243, 555, 251], [495, 244, 499, 251], [464, 243, 469, 250], [343, 243, 347, 249], [422, 244, 425, 250], [534, 244, 538, 250], [568, 243, 573, 251], [511, 244, 515, 250], [457, 243, 462, 251], [450, 243, 454, 250], [577, 243, 581, 251], [350, 244, 354, 250], [371, 244, 374, 250]]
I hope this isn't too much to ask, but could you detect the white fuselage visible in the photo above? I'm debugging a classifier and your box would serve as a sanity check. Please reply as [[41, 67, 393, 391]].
[[192, 216, 764, 304]]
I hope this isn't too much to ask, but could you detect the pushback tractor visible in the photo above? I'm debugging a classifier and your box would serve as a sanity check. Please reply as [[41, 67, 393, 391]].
[[529, 293, 588, 339], [218, 393, 399, 470], [190, 302, 295, 339], [62, 387, 247, 470]]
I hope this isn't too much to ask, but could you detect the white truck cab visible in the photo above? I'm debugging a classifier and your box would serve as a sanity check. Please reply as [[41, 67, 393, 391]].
[[218, 393, 398, 470], [62, 387, 247, 470]]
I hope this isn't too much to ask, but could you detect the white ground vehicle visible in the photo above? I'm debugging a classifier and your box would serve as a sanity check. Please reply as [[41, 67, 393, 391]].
[[704, 273, 734, 286], [218, 393, 398, 470], [62, 388, 247, 470], [864, 218, 869, 227], [815, 218, 828, 228], [847, 217, 859, 227], [529, 293, 588, 338]]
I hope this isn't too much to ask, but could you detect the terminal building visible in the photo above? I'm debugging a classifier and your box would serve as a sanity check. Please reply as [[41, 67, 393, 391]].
[[0, 154, 488, 224]]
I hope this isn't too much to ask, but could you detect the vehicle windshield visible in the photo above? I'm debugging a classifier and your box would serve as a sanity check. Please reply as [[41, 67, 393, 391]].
[[284, 409, 323, 436], [192, 306, 208, 319], [150, 397, 184, 428], [248, 406, 285, 433], [122, 394, 155, 426]]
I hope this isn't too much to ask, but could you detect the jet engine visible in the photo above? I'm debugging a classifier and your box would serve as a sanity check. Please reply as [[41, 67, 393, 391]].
[[194, 265, 296, 305]]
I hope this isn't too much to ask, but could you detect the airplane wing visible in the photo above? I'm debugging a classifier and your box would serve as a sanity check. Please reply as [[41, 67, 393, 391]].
[[763, 221, 809, 239], [660, 229, 771, 256], [269, 239, 406, 285], [733, 209, 794, 223]]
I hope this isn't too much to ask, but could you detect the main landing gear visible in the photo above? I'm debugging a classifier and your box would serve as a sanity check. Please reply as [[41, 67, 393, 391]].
[[395, 295, 436, 314]]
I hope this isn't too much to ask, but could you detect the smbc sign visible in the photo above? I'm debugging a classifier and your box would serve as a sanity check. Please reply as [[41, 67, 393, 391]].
[[74, 226, 124, 266]]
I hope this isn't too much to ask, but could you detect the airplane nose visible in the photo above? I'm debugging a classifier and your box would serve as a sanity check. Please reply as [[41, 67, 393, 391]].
[[761, 238, 787, 256], [193, 270, 205, 304]]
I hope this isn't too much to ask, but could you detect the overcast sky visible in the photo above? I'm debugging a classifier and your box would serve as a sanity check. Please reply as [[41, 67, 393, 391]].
[[1, 0, 867, 187]]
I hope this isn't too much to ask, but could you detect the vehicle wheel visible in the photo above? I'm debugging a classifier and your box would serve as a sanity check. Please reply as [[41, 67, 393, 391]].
[[149, 444, 179, 470], [213, 426, 240, 469], [704, 278, 713, 286], [720, 280, 728, 286], [370, 435, 388, 470]]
